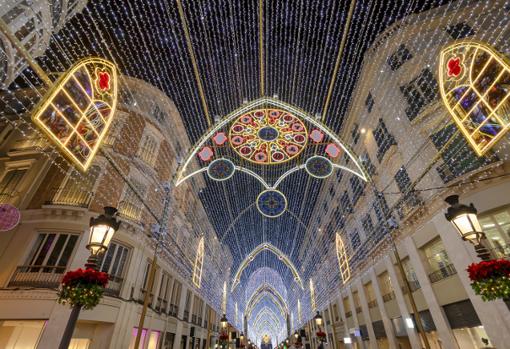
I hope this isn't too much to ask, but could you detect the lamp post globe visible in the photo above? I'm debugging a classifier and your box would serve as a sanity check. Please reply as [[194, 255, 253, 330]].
[[313, 311, 323, 327], [220, 314, 228, 329], [86, 206, 120, 269], [445, 195, 490, 260]]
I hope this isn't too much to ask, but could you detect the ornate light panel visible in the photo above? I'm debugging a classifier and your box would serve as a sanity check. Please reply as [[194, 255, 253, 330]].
[[32, 57, 118, 171], [335, 233, 350, 283], [439, 41, 510, 156], [229, 108, 308, 164]]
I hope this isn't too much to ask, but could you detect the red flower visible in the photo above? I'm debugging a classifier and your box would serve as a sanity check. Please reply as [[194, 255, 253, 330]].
[[467, 259, 510, 282], [97, 71, 111, 91], [62, 268, 109, 288], [316, 331, 326, 338], [447, 57, 462, 77]]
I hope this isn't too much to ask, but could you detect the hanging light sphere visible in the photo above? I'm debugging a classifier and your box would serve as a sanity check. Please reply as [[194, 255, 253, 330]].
[[314, 311, 323, 327], [444, 195, 484, 245], [87, 206, 120, 256]]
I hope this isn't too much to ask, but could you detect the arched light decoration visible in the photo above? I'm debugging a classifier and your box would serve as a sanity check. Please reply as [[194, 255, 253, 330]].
[[297, 299, 302, 323], [32, 57, 118, 172], [231, 242, 304, 292], [246, 288, 287, 319], [175, 97, 369, 187], [192, 237, 205, 288], [309, 279, 316, 312], [439, 40, 510, 156], [335, 233, 351, 283], [245, 283, 288, 317]]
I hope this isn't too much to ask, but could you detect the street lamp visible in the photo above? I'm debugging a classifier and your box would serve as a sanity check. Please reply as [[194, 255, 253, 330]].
[[220, 314, 229, 329], [240, 332, 245, 342], [444, 195, 491, 260], [313, 311, 323, 328], [86, 206, 121, 269], [294, 331, 299, 340], [59, 207, 120, 349]]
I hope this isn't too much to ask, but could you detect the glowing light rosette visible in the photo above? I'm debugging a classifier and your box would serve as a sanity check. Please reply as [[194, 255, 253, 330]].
[[439, 41, 510, 156], [32, 57, 118, 171], [229, 108, 308, 165]]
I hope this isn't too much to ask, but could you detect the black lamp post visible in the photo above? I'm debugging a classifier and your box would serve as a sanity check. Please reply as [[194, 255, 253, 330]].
[[313, 311, 323, 328], [444, 195, 491, 261], [58, 207, 120, 349], [294, 331, 299, 340]]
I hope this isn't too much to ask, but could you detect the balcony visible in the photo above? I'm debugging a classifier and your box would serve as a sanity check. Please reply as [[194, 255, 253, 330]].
[[382, 291, 395, 302], [192, 314, 197, 324], [168, 304, 179, 317], [355, 306, 362, 314], [402, 279, 421, 293], [46, 187, 92, 208], [367, 299, 377, 309], [345, 311, 352, 318], [118, 200, 143, 222], [104, 275, 124, 297], [429, 263, 457, 283], [183, 310, 189, 321], [8, 265, 66, 289]]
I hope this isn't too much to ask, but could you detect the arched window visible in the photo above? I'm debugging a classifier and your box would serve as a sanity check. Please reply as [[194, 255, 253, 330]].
[[192, 237, 204, 288], [336, 233, 351, 283]]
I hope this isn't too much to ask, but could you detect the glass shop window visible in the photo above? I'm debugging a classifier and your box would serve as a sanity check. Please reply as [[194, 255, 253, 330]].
[[446, 22, 475, 39], [26, 232, 79, 272], [478, 205, 510, 257], [0, 168, 27, 204], [400, 68, 438, 121], [373, 119, 396, 162], [387, 44, 413, 71], [0, 320, 46, 348]]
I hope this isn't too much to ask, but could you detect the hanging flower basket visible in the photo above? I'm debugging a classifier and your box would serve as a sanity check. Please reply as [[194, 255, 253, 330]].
[[219, 332, 229, 346], [467, 259, 510, 301], [316, 331, 326, 341], [57, 268, 109, 310]]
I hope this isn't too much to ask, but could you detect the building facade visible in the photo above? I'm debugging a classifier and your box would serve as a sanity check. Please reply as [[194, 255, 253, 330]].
[[297, 2, 510, 349], [0, 76, 232, 348]]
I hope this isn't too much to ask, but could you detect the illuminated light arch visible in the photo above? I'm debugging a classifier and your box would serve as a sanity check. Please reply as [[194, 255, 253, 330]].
[[252, 306, 282, 328], [336, 233, 351, 283], [246, 288, 287, 318], [245, 283, 288, 317], [32, 57, 118, 172], [439, 40, 510, 156], [175, 97, 369, 186], [192, 237, 205, 288], [231, 242, 304, 292]]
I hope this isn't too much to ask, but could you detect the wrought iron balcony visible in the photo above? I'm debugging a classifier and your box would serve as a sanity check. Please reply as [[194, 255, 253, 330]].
[[46, 187, 92, 208], [104, 275, 124, 297], [429, 263, 457, 283], [8, 265, 66, 289], [118, 200, 143, 222], [382, 291, 395, 302], [168, 304, 179, 317], [367, 299, 377, 309]]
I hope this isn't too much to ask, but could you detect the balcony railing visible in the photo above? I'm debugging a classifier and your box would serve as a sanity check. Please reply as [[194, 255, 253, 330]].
[[46, 187, 93, 208], [429, 264, 457, 283], [402, 279, 421, 293], [345, 311, 352, 318], [382, 291, 395, 302], [104, 275, 123, 297], [168, 304, 178, 317], [355, 306, 362, 314], [183, 310, 189, 321], [367, 299, 377, 309], [118, 200, 143, 222], [8, 265, 66, 289]]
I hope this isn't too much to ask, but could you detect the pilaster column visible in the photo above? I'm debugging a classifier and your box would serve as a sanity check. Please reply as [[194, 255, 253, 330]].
[[433, 215, 510, 348], [384, 256, 421, 349], [369, 268, 397, 349], [336, 294, 353, 349], [347, 286, 365, 349], [355, 280, 378, 349], [403, 236, 458, 349]]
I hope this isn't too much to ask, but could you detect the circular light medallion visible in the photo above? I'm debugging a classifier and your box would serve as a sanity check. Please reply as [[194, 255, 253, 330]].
[[256, 190, 287, 218], [207, 158, 235, 181], [305, 155, 333, 179], [0, 204, 21, 232], [229, 108, 308, 165]]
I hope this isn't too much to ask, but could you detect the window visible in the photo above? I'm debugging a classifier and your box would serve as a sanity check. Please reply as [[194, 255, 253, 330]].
[[350, 176, 365, 206], [360, 153, 376, 177], [138, 133, 159, 166], [0, 168, 27, 204], [157, 272, 171, 311], [394, 167, 421, 215], [446, 22, 474, 39], [351, 123, 360, 144], [373, 192, 389, 224], [98, 242, 129, 280], [192, 237, 204, 288], [153, 105, 166, 124], [387, 44, 413, 71], [26, 232, 78, 272], [423, 238, 454, 280], [478, 206, 510, 257], [400, 68, 438, 121], [333, 207, 346, 231], [430, 124, 496, 183], [365, 93, 374, 113], [350, 229, 361, 250], [52, 166, 100, 207], [0, 320, 46, 349], [170, 280, 182, 314], [373, 119, 396, 162], [361, 214, 374, 236], [336, 233, 350, 283], [340, 191, 353, 214]]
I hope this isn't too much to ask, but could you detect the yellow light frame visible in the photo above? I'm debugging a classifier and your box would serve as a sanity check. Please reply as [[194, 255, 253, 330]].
[[335, 233, 351, 283], [32, 57, 118, 171], [439, 40, 510, 156], [192, 237, 205, 288]]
